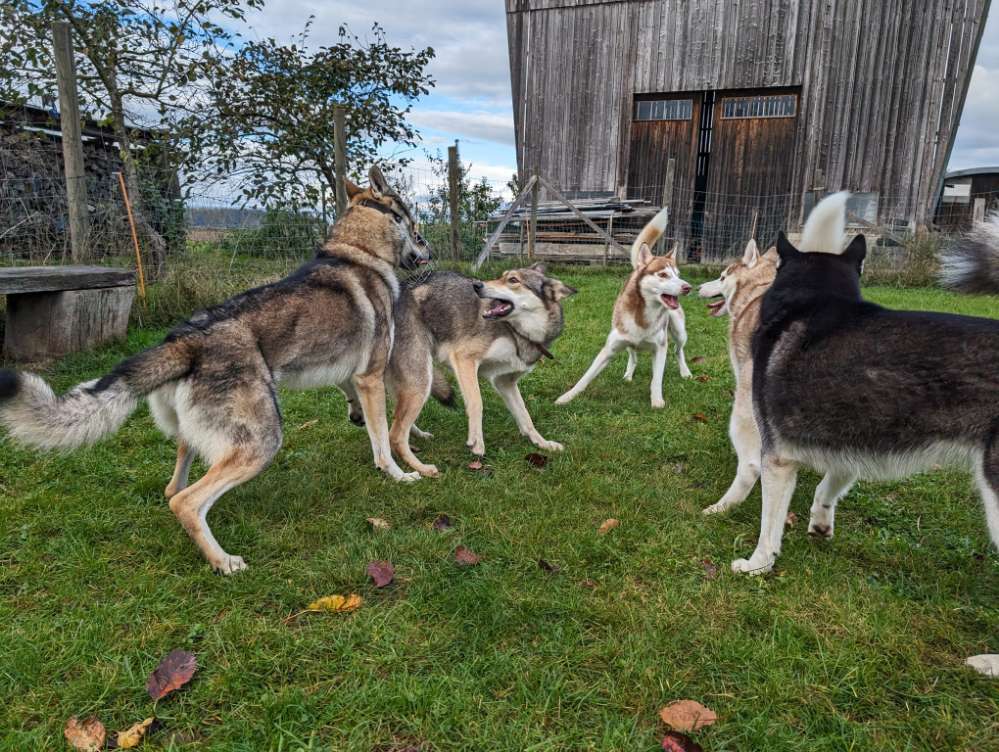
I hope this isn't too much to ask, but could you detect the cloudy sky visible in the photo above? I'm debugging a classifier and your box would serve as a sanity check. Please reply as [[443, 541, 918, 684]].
[[242, 1, 996, 189]]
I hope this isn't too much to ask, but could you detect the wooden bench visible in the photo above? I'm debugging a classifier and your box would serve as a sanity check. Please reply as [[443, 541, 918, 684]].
[[0, 266, 136, 362]]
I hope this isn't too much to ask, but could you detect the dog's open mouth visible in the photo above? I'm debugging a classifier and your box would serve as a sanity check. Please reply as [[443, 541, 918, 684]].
[[660, 293, 680, 310], [483, 298, 514, 319], [706, 297, 728, 317]]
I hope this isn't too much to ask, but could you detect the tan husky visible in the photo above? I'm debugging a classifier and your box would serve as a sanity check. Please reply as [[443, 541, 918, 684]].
[[556, 209, 693, 409]]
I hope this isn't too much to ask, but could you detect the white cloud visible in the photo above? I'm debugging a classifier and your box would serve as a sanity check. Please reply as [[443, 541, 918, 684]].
[[950, 11, 999, 170], [408, 109, 514, 145]]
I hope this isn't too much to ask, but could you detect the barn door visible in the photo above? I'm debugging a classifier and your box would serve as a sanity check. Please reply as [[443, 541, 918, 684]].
[[626, 93, 701, 252], [700, 89, 799, 261]]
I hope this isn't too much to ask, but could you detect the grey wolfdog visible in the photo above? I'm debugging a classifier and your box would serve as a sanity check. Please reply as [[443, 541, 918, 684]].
[[0, 166, 430, 575], [731, 192, 999, 677], [377, 265, 576, 475]]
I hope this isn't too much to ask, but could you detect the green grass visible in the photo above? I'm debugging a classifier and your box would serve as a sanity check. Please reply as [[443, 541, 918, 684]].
[[1, 269, 998, 751]]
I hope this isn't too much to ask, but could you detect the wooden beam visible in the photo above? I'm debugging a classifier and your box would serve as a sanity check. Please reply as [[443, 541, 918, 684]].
[[51, 21, 88, 262], [527, 177, 539, 259], [537, 176, 629, 255], [472, 175, 538, 270], [333, 105, 348, 219], [0, 266, 135, 295], [447, 143, 462, 261], [658, 157, 675, 253]]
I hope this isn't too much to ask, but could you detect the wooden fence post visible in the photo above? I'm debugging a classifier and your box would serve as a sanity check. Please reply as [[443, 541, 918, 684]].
[[447, 143, 462, 261], [658, 157, 675, 254], [527, 177, 539, 259], [51, 21, 89, 262], [333, 105, 348, 220]]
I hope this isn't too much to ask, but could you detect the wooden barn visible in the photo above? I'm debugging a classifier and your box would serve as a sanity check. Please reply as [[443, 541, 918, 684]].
[[505, 0, 991, 261]]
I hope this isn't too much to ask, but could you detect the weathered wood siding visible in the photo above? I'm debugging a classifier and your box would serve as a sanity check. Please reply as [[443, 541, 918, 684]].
[[506, 0, 990, 227]]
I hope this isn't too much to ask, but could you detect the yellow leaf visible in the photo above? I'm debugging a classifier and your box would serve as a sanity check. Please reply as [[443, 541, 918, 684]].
[[307, 593, 363, 613], [116, 718, 155, 749], [597, 518, 620, 535]]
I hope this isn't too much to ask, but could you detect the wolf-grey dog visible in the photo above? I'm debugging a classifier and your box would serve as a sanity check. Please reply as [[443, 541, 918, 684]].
[[555, 209, 693, 409], [0, 166, 430, 575], [731, 192, 999, 678], [376, 265, 576, 474]]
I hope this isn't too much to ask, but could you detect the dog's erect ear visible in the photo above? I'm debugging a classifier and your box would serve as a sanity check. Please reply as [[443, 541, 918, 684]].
[[635, 243, 653, 267], [546, 278, 577, 301], [345, 179, 364, 200], [842, 234, 867, 274], [776, 232, 800, 265], [368, 165, 391, 197], [531, 262, 547, 275], [664, 243, 678, 261], [741, 238, 760, 268]]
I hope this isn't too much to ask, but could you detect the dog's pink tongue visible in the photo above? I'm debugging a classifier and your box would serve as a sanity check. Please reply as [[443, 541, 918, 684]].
[[707, 300, 726, 317]]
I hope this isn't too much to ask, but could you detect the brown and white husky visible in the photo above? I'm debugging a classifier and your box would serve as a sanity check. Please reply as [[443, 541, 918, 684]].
[[555, 210, 693, 409]]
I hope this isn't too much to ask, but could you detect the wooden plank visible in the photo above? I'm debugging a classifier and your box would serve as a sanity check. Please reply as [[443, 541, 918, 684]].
[[0, 266, 136, 294], [473, 175, 539, 270]]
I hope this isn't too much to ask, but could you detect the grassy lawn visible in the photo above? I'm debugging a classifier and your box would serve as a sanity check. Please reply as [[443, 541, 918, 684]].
[[1, 267, 998, 751]]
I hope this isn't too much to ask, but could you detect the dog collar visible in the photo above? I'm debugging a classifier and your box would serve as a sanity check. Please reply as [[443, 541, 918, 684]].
[[504, 322, 555, 360], [358, 198, 406, 223]]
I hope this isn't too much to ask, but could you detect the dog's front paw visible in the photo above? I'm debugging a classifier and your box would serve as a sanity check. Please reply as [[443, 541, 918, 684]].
[[731, 552, 774, 576], [417, 464, 440, 478], [554, 393, 574, 406], [397, 470, 421, 483], [467, 438, 485, 456], [807, 521, 834, 539], [966, 654, 999, 677], [702, 500, 731, 516], [534, 439, 564, 452], [214, 555, 248, 576], [651, 398, 666, 409], [679, 367, 693, 380]]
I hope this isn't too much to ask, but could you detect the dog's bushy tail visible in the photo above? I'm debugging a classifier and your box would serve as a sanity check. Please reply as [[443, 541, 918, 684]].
[[799, 191, 850, 253], [430, 366, 456, 408], [0, 341, 192, 451], [630, 208, 669, 268], [939, 214, 999, 294]]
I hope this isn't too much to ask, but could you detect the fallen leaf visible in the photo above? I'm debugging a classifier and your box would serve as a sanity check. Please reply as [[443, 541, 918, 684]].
[[454, 545, 481, 566], [580, 578, 598, 589], [785, 511, 798, 528], [691, 413, 709, 423], [524, 452, 548, 469], [467, 459, 483, 471], [432, 514, 453, 531], [306, 594, 363, 613], [695, 375, 711, 383], [662, 731, 704, 752], [691, 356, 705, 364], [658, 700, 718, 732], [115, 718, 156, 749], [366, 560, 395, 588], [146, 649, 197, 701], [538, 558, 560, 574], [367, 517, 391, 531], [701, 558, 719, 579], [296, 418, 319, 430], [64, 717, 106, 751], [597, 518, 620, 535]]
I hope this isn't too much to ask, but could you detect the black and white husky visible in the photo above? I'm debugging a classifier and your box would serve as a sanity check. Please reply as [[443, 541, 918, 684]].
[[732, 192, 999, 678]]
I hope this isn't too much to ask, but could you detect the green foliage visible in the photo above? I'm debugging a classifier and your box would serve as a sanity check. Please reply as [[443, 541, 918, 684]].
[[194, 20, 435, 210]]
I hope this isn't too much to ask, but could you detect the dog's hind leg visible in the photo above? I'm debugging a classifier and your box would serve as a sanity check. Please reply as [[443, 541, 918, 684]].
[[354, 370, 420, 482], [491, 372, 563, 452], [807, 470, 856, 539], [337, 383, 365, 427], [967, 448, 999, 677], [703, 399, 761, 515], [668, 309, 693, 379], [450, 352, 485, 456], [389, 368, 439, 478], [165, 440, 196, 499], [623, 348, 638, 382], [732, 453, 798, 575], [556, 334, 626, 405]]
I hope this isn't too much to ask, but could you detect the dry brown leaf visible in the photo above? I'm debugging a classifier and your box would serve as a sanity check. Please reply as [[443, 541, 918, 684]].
[[691, 413, 709, 423], [367, 517, 391, 531], [695, 375, 711, 383], [661, 731, 704, 752], [307, 594, 363, 613], [524, 452, 549, 469], [366, 560, 395, 588], [146, 649, 197, 701], [432, 514, 453, 531], [690, 356, 706, 364], [454, 545, 481, 566], [538, 558, 560, 574], [64, 717, 106, 751], [467, 459, 483, 471], [580, 578, 598, 589], [597, 518, 620, 535], [115, 717, 156, 749], [658, 700, 718, 732], [785, 511, 798, 528], [701, 558, 719, 580]]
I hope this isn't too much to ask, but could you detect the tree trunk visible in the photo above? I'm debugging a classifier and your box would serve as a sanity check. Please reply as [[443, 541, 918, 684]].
[[110, 94, 167, 279]]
